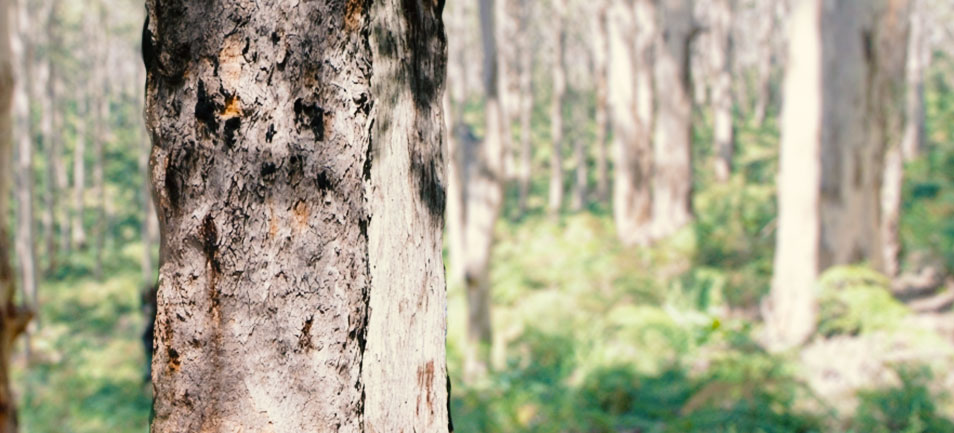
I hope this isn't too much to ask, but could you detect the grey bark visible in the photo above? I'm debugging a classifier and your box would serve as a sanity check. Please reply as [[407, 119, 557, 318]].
[[0, 0, 33, 429], [651, 0, 695, 239], [767, 0, 910, 349], [145, 1, 450, 431], [610, 0, 656, 246], [548, 0, 567, 215]]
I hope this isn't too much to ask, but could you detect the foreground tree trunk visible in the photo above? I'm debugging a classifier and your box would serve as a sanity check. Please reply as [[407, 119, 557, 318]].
[[710, 0, 735, 182], [145, 1, 450, 430], [651, 0, 695, 239], [548, 0, 567, 215], [0, 0, 33, 429], [767, 0, 910, 349], [92, 7, 108, 281], [610, 0, 656, 246]]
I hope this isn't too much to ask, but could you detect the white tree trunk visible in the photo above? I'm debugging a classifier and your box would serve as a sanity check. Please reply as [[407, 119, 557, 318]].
[[710, 0, 735, 182], [901, 0, 927, 162], [12, 0, 37, 312], [768, 0, 910, 349], [610, 0, 656, 246], [651, 0, 695, 239]]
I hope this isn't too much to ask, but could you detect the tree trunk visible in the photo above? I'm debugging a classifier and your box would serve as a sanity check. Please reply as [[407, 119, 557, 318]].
[[13, 0, 38, 314], [610, 0, 655, 247], [710, 0, 735, 182], [767, 0, 910, 349], [497, 0, 516, 181], [461, 0, 506, 379], [901, 0, 927, 162], [145, 1, 450, 430], [40, 34, 58, 275], [651, 0, 695, 239], [571, 137, 588, 211], [548, 0, 566, 215], [444, 0, 466, 286], [92, 7, 108, 281], [516, 0, 533, 215], [0, 0, 33, 429], [593, 4, 610, 204], [71, 13, 90, 251]]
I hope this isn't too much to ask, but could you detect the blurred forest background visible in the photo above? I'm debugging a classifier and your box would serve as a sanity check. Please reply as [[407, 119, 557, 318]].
[[4, 0, 954, 431]]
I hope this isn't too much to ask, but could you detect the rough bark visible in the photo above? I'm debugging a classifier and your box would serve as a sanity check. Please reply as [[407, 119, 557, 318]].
[[13, 0, 38, 312], [651, 0, 695, 240], [145, 1, 449, 431], [592, 3, 610, 204], [710, 0, 735, 182], [548, 0, 567, 215], [767, 0, 910, 349], [610, 0, 655, 247], [0, 0, 33, 429]]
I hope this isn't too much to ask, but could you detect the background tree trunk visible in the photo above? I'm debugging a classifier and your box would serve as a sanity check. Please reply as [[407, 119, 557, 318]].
[[145, 1, 450, 430], [462, 0, 506, 379], [516, 0, 534, 216], [768, 0, 910, 349], [902, 0, 927, 162], [710, 0, 735, 182], [92, 7, 108, 281], [13, 0, 38, 314], [592, 3, 610, 204], [650, 0, 695, 240], [610, 0, 656, 247], [548, 0, 567, 215], [0, 0, 33, 429]]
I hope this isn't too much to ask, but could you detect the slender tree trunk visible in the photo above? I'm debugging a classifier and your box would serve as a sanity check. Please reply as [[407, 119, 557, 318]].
[[711, 0, 735, 182], [751, 3, 773, 128], [13, 0, 37, 314], [92, 8, 108, 281], [71, 15, 90, 251], [444, 1, 467, 286], [767, 0, 910, 349], [0, 0, 33, 430], [145, 1, 450, 430], [462, 0, 505, 378], [593, 4, 610, 204], [901, 0, 927, 162], [571, 137, 588, 211], [548, 0, 566, 215], [651, 0, 695, 239], [40, 44, 58, 275], [610, 0, 655, 246], [516, 0, 533, 215], [497, 0, 516, 180]]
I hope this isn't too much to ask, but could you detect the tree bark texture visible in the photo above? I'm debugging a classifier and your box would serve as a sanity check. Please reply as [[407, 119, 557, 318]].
[[768, 0, 910, 349], [651, 0, 695, 240], [144, 1, 450, 431]]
